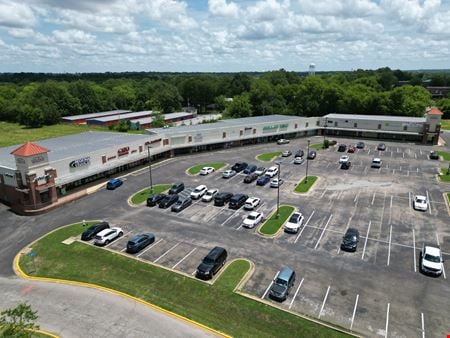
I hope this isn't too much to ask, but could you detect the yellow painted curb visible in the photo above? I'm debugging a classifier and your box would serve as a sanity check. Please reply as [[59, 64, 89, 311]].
[[32, 329, 60, 338], [257, 205, 295, 239]]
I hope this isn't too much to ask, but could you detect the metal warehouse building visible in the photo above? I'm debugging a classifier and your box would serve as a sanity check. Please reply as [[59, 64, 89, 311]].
[[86, 111, 154, 127], [61, 110, 132, 124], [130, 112, 195, 130]]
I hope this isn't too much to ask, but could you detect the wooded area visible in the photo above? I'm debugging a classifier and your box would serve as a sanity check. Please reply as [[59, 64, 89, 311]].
[[0, 68, 449, 128]]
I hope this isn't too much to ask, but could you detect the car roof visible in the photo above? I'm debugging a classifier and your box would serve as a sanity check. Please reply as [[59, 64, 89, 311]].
[[373, 157, 381, 161], [346, 228, 359, 235], [415, 195, 426, 199], [278, 266, 294, 280], [424, 245, 441, 255], [247, 197, 258, 202], [249, 211, 260, 216], [195, 184, 207, 189]]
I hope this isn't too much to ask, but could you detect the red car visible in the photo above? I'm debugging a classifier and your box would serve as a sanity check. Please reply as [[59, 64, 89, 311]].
[[347, 145, 356, 153]]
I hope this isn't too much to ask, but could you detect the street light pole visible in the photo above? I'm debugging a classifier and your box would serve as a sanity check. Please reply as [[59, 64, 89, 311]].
[[276, 162, 281, 219], [147, 146, 153, 194], [305, 139, 310, 183], [323, 117, 327, 146]]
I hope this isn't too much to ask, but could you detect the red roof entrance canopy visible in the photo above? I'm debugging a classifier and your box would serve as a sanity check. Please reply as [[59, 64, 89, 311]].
[[10, 141, 50, 157]]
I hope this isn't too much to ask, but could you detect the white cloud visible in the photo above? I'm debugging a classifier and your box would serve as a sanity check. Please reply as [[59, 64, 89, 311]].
[[298, 0, 381, 17], [381, 0, 441, 24], [0, 1, 36, 28], [53, 29, 96, 44], [208, 0, 239, 18], [7, 28, 35, 39], [246, 0, 290, 22], [144, 0, 197, 30]]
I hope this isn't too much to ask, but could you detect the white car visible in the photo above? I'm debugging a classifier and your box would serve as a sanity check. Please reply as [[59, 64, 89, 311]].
[[94, 227, 123, 246], [270, 178, 284, 188], [199, 167, 215, 175], [265, 166, 279, 178], [243, 211, 264, 228], [284, 212, 304, 233], [277, 139, 289, 145], [244, 197, 261, 210], [420, 244, 443, 276], [222, 170, 237, 178], [413, 195, 428, 211], [371, 157, 382, 168], [190, 185, 208, 199], [294, 157, 304, 165], [254, 167, 266, 176], [202, 188, 218, 202], [339, 155, 350, 164]]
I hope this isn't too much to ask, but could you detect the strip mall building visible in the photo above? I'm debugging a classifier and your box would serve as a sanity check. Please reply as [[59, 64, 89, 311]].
[[0, 110, 442, 214]]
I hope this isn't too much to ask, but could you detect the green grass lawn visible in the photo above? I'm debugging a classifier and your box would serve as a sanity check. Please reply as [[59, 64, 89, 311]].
[[130, 184, 172, 205], [0, 328, 50, 338], [187, 163, 226, 175], [439, 168, 450, 182], [295, 176, 318, 193], [310, 143, 326, 150], [437, 151, 450, 161], [19, 222, 350, 338], [256, 151, 282, 162], [259, 206, 295, 236], [441, 120, 450, 131]]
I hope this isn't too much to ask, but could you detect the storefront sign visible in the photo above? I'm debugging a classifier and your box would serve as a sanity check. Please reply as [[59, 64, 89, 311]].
[[131, 149, 137, 153], [107, 156, 117, 161], [31, 155, 46, 164], [69, 156, 90, 168], [145, 139, 162, 145], [117, 146, 130, 156], [34, 174, 50, 182]]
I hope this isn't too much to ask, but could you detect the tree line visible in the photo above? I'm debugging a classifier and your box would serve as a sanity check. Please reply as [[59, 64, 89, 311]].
[[0, 67, 449, 128]]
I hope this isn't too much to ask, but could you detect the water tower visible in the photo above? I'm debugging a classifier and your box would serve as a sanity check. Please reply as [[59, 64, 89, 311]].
[[309, 63, 316, 76]]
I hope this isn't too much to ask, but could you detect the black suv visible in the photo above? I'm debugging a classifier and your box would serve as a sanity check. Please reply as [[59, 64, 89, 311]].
[[229, 194, 248, 209], [429, 151, 439, 160], [126, 233, 155, 254], [214, 192, 233, 206], [341, 228, 359, 252], [307, 150, 317, 159], [295, 149, 304, 158], [231, 162, 248, 172], [338, 144, 347, 152], [147, 194, 166, 207], [196, 247, 227, 280], [159, 194, 179, 208], [269, 266, 295, 302], [341, 161, 352, 170], [81, 222, 110, 241], [169, 182, 184, 195]]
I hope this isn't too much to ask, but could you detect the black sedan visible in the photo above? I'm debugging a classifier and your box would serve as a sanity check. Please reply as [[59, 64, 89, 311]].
[[146, 194, 166, 207], [171, 197, 192, 212], [429, 151, 439, 160], [341, 228, 360, 252], [341, 161, 352, 170], [377, 143, 386, 151], [307, 150, 317, 159], [81, 222, 110, 241], [295, 149, 304, 158], [159, 194, 179, 208], [356, 142, 365, 149], [126, 233, 155, 254]]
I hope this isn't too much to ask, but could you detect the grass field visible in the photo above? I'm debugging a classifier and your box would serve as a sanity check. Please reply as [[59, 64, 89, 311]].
[[18, 222, 350, 338], [437, 150, 450, 161], [441, 120, 450, 130], [439, 168, 450, 182], [310, 143, 326, 150], [187, 163, 226, 175], [295, 176, 318, 193], [259, 206, 295, 236], [256, 151, 282, 162], [130, 184, 172, 205]]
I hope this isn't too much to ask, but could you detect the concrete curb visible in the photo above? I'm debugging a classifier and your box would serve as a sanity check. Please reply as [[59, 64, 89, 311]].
[[32, 329, 60, 338], [257, 205, 295, 239], [292, 176, 320, 196], [442, 192, 450, 217]]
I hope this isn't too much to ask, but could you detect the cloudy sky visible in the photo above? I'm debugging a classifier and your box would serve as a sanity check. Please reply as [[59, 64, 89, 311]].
[[0, 0, 449, 72]]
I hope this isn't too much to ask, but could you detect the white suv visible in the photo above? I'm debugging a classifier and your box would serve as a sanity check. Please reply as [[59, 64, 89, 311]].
[[190, 185, 208, 199], [265, 166, 279, 178], [371, 158, 382, 168], [413, 195, 428, 211], [202, 189, 218, 202], [94, 227, 123, 246], [339, 155, 349, 164], [420, 244, 443, 276], [284, 212, 304, 233]]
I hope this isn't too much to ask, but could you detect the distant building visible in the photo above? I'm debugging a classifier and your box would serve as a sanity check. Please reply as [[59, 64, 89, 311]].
[[130, 112, 195, 130], [426, 86, 450, 99], [86, 111, 154, 127], [61, 110, 131, 124]]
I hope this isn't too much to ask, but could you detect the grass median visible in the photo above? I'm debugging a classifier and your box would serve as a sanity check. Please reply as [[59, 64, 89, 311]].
[[441, 119, 450, 131], [309, 143, 326, 150], [295, 176, 318, 193], [130, 184, 172, 205], [187, 162, 226, 175], [439, 168, 450, 182], [18, 222, 350, 338], [259, 206, 295, 236], [437, 151, 450, 161], [257, 151, 282, 162]]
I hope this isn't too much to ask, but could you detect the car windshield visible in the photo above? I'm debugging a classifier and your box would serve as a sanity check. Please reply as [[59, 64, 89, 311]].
[[248, 215, 256, 220], [194, 188, 202, 192], [416, 198, 425, 203], [424, 254, 440, 263], [275, 278, 287, 286], [203, 257, 214, 264], [289, 215, 299, 222]]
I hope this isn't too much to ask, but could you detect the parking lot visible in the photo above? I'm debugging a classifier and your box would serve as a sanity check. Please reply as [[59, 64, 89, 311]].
[[83, 136, 450, 337]]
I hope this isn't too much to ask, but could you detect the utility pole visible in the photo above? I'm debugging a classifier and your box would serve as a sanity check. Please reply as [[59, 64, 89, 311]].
[[305, 139, 310, 183], [276, 162, 281, 219], [147, 146, 153, 194]]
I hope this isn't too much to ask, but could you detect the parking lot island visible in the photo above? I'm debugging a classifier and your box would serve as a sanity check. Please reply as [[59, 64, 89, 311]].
[[187, 163, 227, 175], [256, 152, 283, 162], [258, 206, 295, 236], [129, 184, 172, 205], [294, 176, 318, 193]]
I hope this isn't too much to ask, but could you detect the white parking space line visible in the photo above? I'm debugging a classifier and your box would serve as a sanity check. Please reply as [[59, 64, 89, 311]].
[[408, 191, 412, 209], [388, 195, 393, 225], [426, 190, 432, 215], [387, 225, 392, 266], [415, 153, 417, 159], [350, 294, 359, 331], [320, 188, 328, 199], [413, 229, 417, 272], [368, 149, 370, 155], [371, 192, 376, 205], [288, 277, 304, 309], [105, 231, 132, 248], [221, 209, 240, 226], [137, 238, 163, 258], [363, 166, 368, 175], [442, 262, 447, 279], [361, 220, 371, 260], [385, 303, 390, 338], [435, 232, 440, 246], [205, 205, 227, 223], [353, 190, 360, 203], [154, 243, 180, 263], [295, 210, 314, 243], [120, 247, 127, 252], [262, 271, 279, 299], [421, 312, 425, 338], [314, 214, 333, 249], [318, 285, 331, 319], [402, 152, 405, 158], [172, 248, 197, 270]]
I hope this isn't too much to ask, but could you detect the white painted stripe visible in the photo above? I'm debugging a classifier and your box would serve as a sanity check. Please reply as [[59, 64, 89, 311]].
[[350, 294, 359, 330], [385, 303, 390, 338], [154, 243, 180, 263], [413, 229, 417, 272], [105, 230, 132, 248], [320, 188, 328, 199], [288, 278, 304, 310], [262, 271, 279, 299], [221, 210, 239, 226], [137, 238, 163, 258], [295, 210, 314, 243], [172, 247, 197, 269], [314, 214, 333, 249], [409, 191, 411, 209], [387, 225, 392, 266], [318, 285, 331, 319], [426, 190, 432, 215], [442, 262, 447, 279], [361, 220, 371, 260], [120, 247, 127, 252], [435, 232, 440, 246], [421, 312, 425, 338], [371, 192, 376, 205]]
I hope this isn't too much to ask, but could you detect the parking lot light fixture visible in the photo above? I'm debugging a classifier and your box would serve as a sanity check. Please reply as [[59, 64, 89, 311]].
[[147, 146, 153, 194], [276, 162, 281, 219], [305, 139, 310, 183]]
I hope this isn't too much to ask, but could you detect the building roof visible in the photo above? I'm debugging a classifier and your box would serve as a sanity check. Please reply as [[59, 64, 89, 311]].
[[10, 141, 50, 157], [131, 112, 193, 125], [427, 107, 443, 116], [62, 110, 132, 121], [87, 111, 153, 123], [323, 114, 426, 123], [0, 132, 150, 169]]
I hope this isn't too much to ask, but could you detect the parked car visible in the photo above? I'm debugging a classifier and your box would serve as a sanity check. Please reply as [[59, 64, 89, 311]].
[[277, 139, 290, 145], [229, 194, 249, 209], [371, 158, 382, 168], [214, 192, 233, 206], [231, 162, 248, 172], [295, 149, 304, 158], [244, 173, 258, 183], [347, 145, 356, 153], [94, 227, 123, 246], [339, 155, 350, 164], [244, 197, 261, 210], [281, 150, 292, 157], [270, 178, 284, 188], [341, 161, 352, 170], [420, 244, 443, 276], [196, 247, 228, 280], [254, 167, 267, 176], [413, 195, 428, 211], [126, 233, 155, 254], [429, 151, 440, 160], [377, 143, 386, 151], [169, 182, 184, 195], [284, 212, 304, 234], [265, 166, 279, 178], [171, 197, 193, 212], [202, 189, 218, 202], [81, 221, 110, 241], [307, 150, 317, 159], [243, 164, 257, 174], [146, 194, 166, 207], [269, 266, 296, 302], [294, 157, 304, 165], [106, 178, 123, 190], [199, 167, 215, 175], [338, 144, 347, 152], [159, 194, 179, 208], [256, 175, 271, 186], [222, 169, 237, 178], [340, 228, 360, 252], [190, 185, 208, 199], [243, 211, 264, 229], [356, 141, 365, 149]]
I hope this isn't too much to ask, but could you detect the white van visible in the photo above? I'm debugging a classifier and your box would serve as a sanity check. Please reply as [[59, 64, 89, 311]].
[[371, 158, 382, 168]]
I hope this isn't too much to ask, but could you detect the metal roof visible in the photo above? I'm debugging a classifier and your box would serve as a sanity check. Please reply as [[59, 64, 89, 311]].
[[87, 111, 154, 123], [323, 114, 426, 123], [131, 112, 193, 125], [62, 110, 131, 121], [0, 131, 149, 169]]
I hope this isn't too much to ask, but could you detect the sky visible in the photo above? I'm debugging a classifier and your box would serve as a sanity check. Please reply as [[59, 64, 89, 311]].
[[0, 0, 449, 73]]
